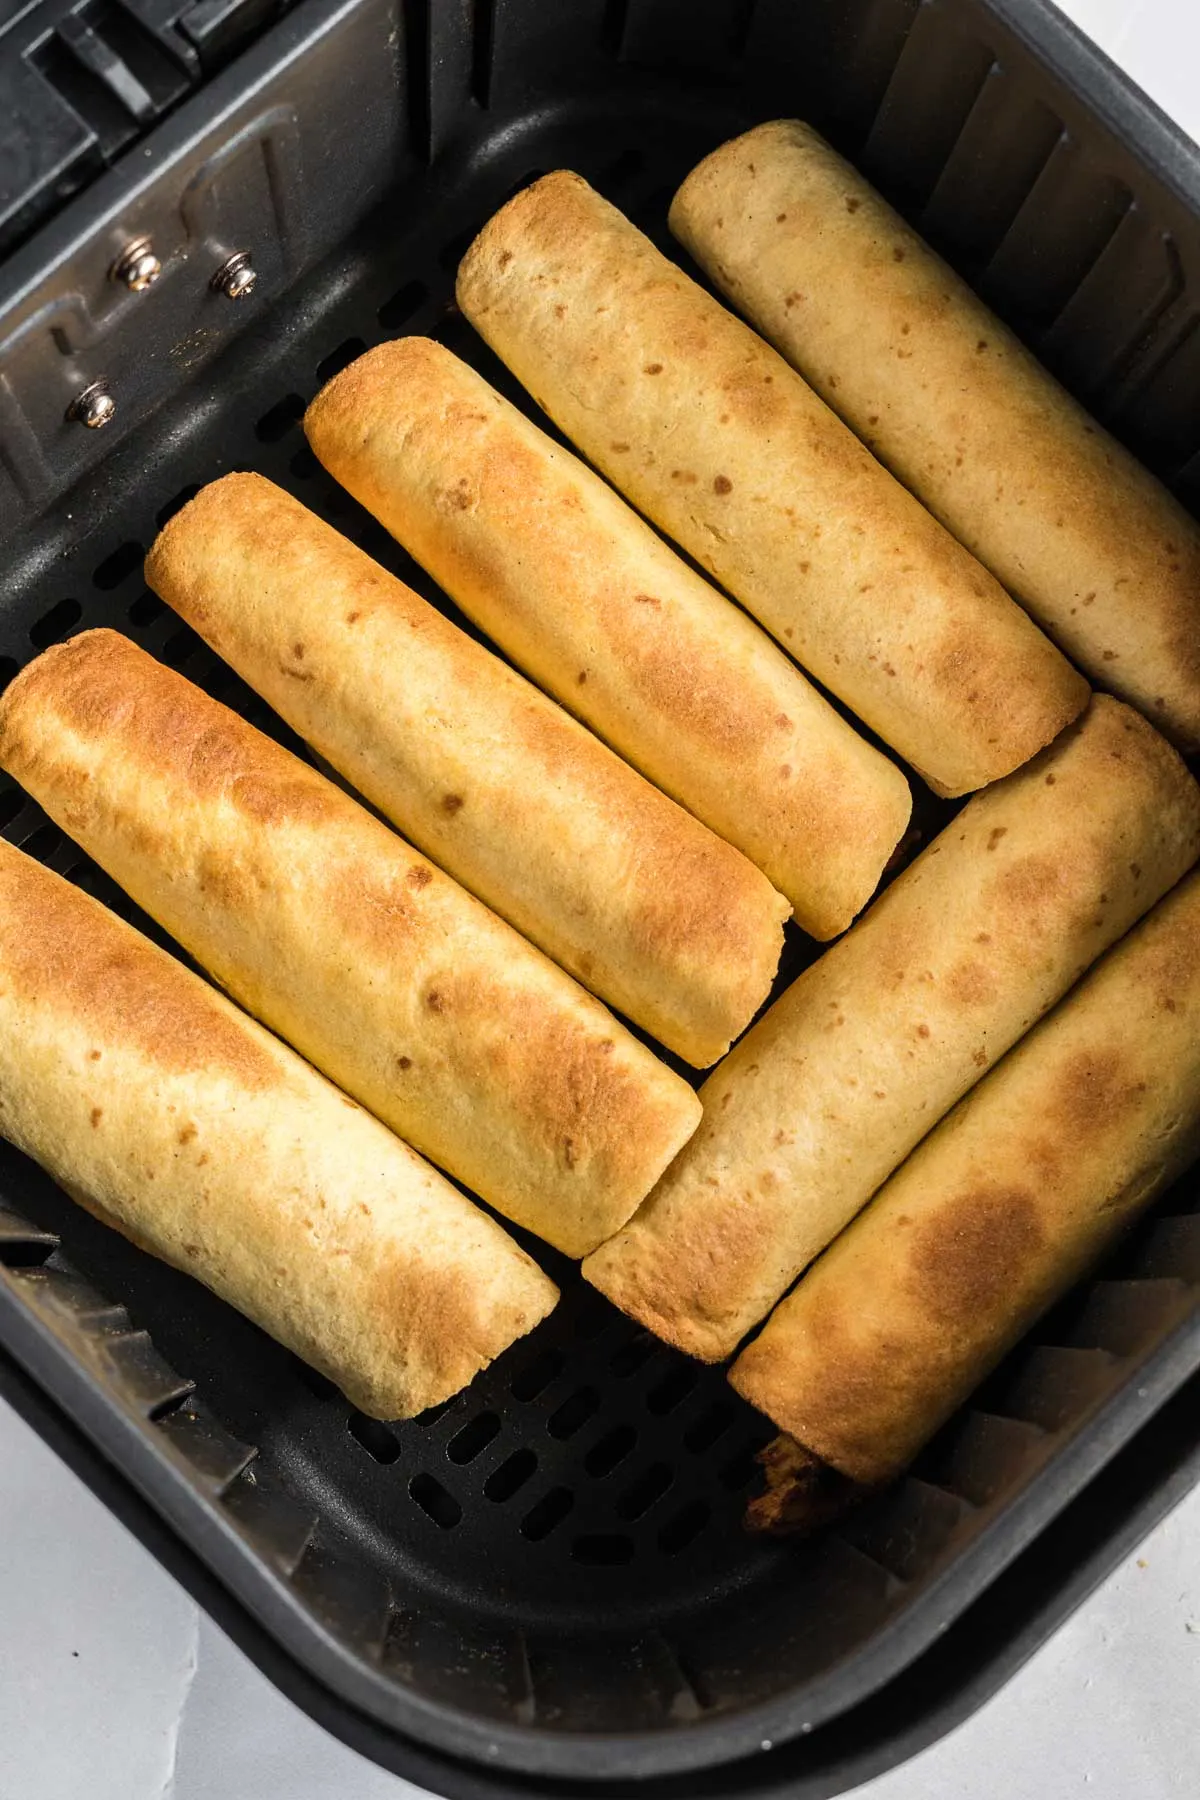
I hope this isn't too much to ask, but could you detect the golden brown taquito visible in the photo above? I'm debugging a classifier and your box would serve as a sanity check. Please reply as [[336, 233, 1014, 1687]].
[[584, 698, 1200, 1358], [456, 170, 1089, 797], [0, 630, 701, 1257], [144, 473, 788, 1066], [0, 838, 557, 1417]]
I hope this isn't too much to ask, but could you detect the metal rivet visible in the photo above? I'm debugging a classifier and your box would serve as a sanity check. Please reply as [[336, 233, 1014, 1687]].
[[211, 251, 257, 300], [67, 382, 116, 429], [111, 235, 162, 292]]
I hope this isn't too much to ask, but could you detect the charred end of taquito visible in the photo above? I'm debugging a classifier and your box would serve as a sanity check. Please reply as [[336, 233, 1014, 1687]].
[[743, 1434, 869, 1537], [731, 867, 1200, 1491]]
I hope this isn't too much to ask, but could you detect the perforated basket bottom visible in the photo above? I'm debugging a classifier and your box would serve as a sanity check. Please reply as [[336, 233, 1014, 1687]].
[[1, 73, 1199, 1788]]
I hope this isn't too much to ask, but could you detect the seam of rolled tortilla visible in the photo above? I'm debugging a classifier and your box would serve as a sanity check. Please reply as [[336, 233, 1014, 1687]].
[[582, 696, 1200, 1361], [455, 169, 1090, 797], [143, 471, 786, 1067], [0, 837, 558, 1418], [669, 120, 1200, 752], [303, 334, 911, 940], [730, 867, 1200, 1489], [0, 629, 702, 1258]]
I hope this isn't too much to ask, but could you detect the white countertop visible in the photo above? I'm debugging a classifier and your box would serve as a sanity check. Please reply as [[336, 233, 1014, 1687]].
[[2, 3, 1198, 1797]]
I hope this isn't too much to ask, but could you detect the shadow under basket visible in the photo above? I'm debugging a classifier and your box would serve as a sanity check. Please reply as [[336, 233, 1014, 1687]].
[[2, 0, 1200, 1794]]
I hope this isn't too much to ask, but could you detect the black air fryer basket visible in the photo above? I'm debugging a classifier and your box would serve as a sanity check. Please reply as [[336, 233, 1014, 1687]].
[[2, 1, 1200, 1793]]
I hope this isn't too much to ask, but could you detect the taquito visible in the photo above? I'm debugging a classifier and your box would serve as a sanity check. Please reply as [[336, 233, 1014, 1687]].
[[584, 697, 1200, 1359], [304, 336, 911, 939], [732, 868, 1200, 1492], [0, 838, 557, 1417], [670, 121, 1200, 750], [144, 473, 787, 1066], [456, 171, 1089, 797], [0, 631, 701, 1257]]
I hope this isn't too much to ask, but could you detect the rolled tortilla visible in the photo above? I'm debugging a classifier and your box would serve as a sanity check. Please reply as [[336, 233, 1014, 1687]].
[[0, 630, 701, 1258], [583, 697, 1200, 1360], [731, 868, 1200, 1492], [456, 171, 1089, 797], [144, 473, 786, 1067], [670, 120, 1200, 751], [304, 336, 911, 939], [0, 838, 557, 1418]]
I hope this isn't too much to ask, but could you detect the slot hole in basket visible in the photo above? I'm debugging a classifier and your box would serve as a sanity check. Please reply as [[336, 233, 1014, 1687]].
[[520, 1486, 573, 1541], [616, 1461, 674, 1522], [610, 1334, 657, 1378], [683, 1401, 736, 1453], [571, 1533, 634, 1565], [658, 1499, 710, 1554], [647, 1364, 700, 1415], [719, 1435, 773, 1491], [470, 0, 493, 107], [585, 1424, 637, 1477], [92, 540, 144, 590], [0, 787, 25, 831], [128, 590, 165, 629], [315, 338, 368, 386], [485, 1448, 538, 1502], [348, 1413, 402, 1464], [599, 147, 645, 192], [293, 1358, 339, 1401], [415, 1393, 462, 1428], [321, 486, 353, 518], [572, 1289, 613, 1340], [290, 445, 319, 480], [635, 184, 677, 229], [255, 394, 307, 443], [22, 823, 62, 863], [446, 1410, 501, 1464], [30, 597, 81, 650], [156, 484, 201, 528], [409, 1471, 461, 1529], [547, 1386, 599, 1439], [500, 169, 546, 206], [0, 1235, 57, 1269], [68, 863, 110, 901], [510, 1348, 564, 1401], [439, 225, 482, 271], [161, 625, 203, 668], [0, 659, 16, 696], [378, 279, 429, 331]]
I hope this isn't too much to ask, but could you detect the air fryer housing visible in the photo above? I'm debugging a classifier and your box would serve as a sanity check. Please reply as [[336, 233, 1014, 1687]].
[[1, 2, 1199, 1794]]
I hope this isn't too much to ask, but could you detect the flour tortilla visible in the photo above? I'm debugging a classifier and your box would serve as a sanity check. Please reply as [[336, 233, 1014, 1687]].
[[584, 698, 1200, 1358], [0, 838, 557, 1418], [457, 170, 1088, 797], [732, 869, 1200, 1488], [671, 120, 1200, 751], [145, 473, 786, 1066], [0, 630, 701, 1257], [305, 334, 909, 939]]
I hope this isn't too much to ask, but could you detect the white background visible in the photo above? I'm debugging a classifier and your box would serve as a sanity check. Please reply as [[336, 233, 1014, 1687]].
[[2, 2, 1199, 1796]]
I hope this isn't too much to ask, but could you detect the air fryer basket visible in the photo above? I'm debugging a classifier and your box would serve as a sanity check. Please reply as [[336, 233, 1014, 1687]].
[[1, 0, 1200, 1792]]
